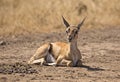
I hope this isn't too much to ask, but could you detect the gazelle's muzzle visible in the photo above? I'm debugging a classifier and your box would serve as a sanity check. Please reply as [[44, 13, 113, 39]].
[[68, 36, 72, 42]]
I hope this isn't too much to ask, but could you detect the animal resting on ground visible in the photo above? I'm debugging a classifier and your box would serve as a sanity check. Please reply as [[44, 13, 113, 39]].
[[28, 16, 86, 67]]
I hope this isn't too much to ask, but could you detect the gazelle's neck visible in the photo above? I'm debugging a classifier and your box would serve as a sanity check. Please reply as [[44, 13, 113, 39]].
[[69, 39, 78, 51]]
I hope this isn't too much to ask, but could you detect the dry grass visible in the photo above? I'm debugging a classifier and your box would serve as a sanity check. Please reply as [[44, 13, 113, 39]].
[[0, 0, 120, 36]]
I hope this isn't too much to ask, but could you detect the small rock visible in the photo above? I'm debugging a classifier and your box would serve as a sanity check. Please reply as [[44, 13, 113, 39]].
[[0, 41, 6, 45]]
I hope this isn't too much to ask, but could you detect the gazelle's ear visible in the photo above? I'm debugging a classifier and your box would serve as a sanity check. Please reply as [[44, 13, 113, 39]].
[[62, 16, 70, 28], [77, 17, 86, 30]]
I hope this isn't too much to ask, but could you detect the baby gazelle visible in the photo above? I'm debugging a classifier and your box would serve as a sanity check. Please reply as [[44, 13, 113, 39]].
[[28, 16, 86, 67]]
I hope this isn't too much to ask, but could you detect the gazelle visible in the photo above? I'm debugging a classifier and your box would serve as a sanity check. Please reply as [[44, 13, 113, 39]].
[[28, 16, 86, 67]]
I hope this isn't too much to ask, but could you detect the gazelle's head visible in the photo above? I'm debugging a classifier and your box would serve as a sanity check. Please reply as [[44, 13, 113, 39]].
[[62, 16, 86, 42]]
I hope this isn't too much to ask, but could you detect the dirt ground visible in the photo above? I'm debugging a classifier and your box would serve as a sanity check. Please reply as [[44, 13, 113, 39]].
[[0, 27, 120, 82]]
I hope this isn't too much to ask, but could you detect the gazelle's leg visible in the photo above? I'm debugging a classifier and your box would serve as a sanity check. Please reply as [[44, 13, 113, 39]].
[[61, 59, 73, 67], [66, 60, 82, 67], [46, 62, 56, 66], [28, 44, 50, 64], [32, 58, 45, 65], [76, 59, 82, 67], [56, 56, 64, 66], [67, 61, 74, 67], [28, 54, 45, 65]]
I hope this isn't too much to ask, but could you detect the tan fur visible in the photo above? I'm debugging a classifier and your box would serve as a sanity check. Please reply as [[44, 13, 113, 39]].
[[28, 43, 51, 65], [28, 17, 85, 67]]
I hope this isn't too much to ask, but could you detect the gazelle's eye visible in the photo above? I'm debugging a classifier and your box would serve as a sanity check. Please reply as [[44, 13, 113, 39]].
[[73, 29, 78, 34], [66, 30, 68, 33], [66, 28, 70, 33], [75, 30, 78, 34]]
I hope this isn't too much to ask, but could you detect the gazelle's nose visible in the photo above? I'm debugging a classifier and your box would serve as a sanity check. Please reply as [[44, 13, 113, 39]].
[[68, 36, 72, 42]]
